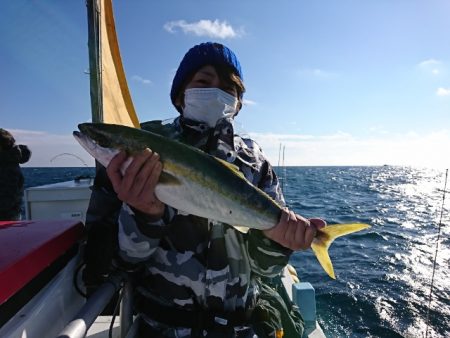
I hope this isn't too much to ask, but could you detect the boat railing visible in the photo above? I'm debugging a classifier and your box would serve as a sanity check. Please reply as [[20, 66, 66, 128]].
[[57, 272, 128, 338], [56, 267, 325, 338], [119, 281, 134, 337]]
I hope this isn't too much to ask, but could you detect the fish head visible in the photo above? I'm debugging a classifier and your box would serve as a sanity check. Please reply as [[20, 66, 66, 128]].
[[75, 122, 148, 172], [77, 123, 148, 152], [79, 123, 124, 148], [73, 129, 120, 168]]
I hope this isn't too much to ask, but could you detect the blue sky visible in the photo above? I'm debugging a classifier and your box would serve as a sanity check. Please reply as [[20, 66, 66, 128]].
[[1, 0, 449, 168]]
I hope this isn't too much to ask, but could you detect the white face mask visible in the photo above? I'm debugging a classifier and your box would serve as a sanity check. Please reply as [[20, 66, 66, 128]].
[[182, 88, 239, 128]]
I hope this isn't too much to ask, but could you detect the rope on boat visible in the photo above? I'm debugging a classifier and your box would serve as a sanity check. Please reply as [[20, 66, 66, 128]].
[[425, 168, 448, 338]]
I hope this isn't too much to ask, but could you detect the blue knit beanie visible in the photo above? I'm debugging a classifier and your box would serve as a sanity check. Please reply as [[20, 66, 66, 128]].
[[170, 42, 243, 112]]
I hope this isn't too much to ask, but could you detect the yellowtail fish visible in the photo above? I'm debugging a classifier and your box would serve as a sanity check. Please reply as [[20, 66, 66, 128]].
[[74, 123, 370, 278]]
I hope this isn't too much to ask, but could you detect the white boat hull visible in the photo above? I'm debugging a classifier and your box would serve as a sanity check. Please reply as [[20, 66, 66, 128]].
[[0, 255, 86, 338]]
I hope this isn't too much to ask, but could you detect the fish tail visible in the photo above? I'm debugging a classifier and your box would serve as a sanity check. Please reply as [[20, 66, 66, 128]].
[[310, 223, 370, 279]]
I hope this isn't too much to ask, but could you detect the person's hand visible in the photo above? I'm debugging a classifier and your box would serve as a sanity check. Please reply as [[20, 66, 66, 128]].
[[106, 148, 165, 219], [263, 208, 326, 250]]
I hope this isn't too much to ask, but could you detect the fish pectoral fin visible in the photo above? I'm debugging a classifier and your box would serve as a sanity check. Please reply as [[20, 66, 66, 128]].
[[158, 171, 182, 186], [311, 223, 370, 280], [232, 225, 250, 233]]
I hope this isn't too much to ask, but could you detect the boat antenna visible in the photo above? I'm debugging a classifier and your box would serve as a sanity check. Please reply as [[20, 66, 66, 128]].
[[276, 142, 289, 205], [425, 168, 448, 338], [277, 143, 282, 168]]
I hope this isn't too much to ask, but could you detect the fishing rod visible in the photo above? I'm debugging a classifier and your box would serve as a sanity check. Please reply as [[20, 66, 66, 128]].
[[50, 152, 90, 167], [282, 145, 287, 199], [424, 168, 448, 338], [277, 143, 288, 206]]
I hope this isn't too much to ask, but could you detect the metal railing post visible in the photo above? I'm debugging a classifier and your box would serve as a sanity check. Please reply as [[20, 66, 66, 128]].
[[57, 272, 125, 338], [120, 280, 134, 338]]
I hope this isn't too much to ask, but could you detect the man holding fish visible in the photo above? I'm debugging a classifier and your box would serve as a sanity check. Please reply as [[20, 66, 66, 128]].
[[80, 42, 366, 337]]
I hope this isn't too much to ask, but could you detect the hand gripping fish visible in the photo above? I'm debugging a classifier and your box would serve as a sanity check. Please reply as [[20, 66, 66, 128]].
[[74, 123, 370, 279]]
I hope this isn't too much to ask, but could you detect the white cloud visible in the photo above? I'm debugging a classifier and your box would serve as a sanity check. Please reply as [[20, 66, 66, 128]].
[[10, 128, 450, 169], [163, 19, 241, 39], [243, 99, 257, 106], [436, 87, 450, 96], [369, 126, 389, 135], [312, 69, 331, 77], [418, 59, 441, 67], [131, 75, 152, 85], [297, 68, 337, 79], [248, 130, 450, 169], [10, 129, 95, 167], [418, 59, 443, 75]]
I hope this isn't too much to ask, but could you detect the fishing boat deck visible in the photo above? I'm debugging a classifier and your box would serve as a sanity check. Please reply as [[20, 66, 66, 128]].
[[0, 183, 326, 338], [85, 268, 326, 338], [86, 316, 326, 338], [87, 316, 120, 338]]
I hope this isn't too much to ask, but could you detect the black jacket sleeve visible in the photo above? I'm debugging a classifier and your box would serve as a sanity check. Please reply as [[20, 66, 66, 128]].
[[83, 166, 122, 286]]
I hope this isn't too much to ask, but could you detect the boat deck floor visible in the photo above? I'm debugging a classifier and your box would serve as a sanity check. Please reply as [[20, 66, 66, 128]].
[[87, 316, 120, 338], [86, 316, 326, 338]]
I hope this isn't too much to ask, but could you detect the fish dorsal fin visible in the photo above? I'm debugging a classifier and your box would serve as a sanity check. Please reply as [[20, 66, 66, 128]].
[[159, 171, 182, 185], [214, 156, 284, 209], [214, 157, 245, 179], [311, 223, 370, 279]]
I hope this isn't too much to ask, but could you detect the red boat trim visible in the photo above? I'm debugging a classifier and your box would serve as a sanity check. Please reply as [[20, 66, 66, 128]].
[[0, 245, 79, 328], [0, 220, 84, 305]]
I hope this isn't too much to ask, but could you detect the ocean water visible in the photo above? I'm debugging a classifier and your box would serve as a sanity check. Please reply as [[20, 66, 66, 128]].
[[21, 166, 449, 337], [281, 166, 449, 338], [22, 167, 95, 190]]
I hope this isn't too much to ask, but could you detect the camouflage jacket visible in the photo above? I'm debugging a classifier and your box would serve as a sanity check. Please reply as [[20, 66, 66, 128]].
[[86, 117, 291, 337]]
